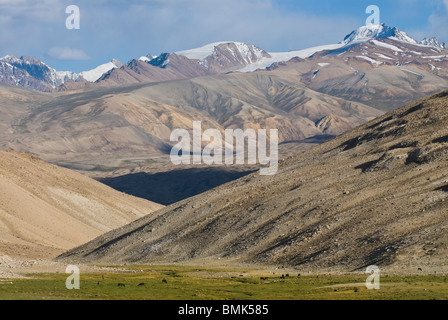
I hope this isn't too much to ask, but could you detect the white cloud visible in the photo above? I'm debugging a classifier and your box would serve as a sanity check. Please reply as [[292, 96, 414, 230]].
[[48, 47, 91, 60], [0, 0, 63, 22], [402, 0, 448, 43], [84, 0, 360, 53], [426, 0, 448, 41]]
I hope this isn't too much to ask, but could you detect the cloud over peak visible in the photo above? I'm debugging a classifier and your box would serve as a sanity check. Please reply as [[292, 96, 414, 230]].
[[48, 47, 91, 60]]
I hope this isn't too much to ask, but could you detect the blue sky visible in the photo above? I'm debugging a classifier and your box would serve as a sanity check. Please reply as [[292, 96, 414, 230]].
[[0, 0, 447, 72]]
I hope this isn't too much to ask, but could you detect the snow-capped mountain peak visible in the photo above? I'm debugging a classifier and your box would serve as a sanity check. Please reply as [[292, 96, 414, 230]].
[[342, 23, 418, 45], [148, 53, 171, 68], [80, 59, 122, 82], [0, 55, 123, 90], [175, 41, 271, 65], [139, 56, 151, 62], [420, 37, 447, 50], [176, 41, 230, 60], [0, 54, 81, 89], [1, 54, 20, 64]]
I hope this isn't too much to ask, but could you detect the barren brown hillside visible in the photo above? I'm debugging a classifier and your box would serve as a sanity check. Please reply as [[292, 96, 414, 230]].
[[0, 151, 163, 259], [58, 90, 448, 274], [0, 74, 381, 171]]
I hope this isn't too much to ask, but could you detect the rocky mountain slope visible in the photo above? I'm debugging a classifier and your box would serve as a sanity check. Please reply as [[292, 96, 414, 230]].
[[0, 150, 163, 259], [57, 90, 448, 273]]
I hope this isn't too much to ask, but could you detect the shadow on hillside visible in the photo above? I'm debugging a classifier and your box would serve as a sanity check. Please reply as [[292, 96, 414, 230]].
[[99, 167, 255, 206], [279, 134, 336, 146], [435, 185, 448, 192]]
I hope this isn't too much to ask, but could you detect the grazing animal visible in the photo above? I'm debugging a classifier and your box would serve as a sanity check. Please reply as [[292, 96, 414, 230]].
[[280, 274, 285, 279], [137, 283, 145, 287], [162, 279, 168, 284], [118, 283, 126, 287]]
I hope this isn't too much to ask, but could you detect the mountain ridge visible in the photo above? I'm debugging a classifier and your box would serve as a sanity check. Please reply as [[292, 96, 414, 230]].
[[2, 23, 446, 92]]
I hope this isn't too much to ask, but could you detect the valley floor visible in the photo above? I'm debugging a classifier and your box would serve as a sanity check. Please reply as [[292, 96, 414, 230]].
[[1, 258, 447, 300]]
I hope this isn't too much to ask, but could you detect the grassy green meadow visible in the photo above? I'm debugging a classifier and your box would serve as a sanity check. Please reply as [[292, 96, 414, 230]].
[[1, 265, 447, 300]]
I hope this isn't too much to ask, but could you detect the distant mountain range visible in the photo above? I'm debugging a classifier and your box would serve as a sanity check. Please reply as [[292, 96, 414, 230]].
[[0, 55, 81, 91], [1, 23, 447, 93], [266, 24, 448, 111], [0, 55, 122, 91], [1, 23, 447, 183], [86, 24, 448, 90]]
